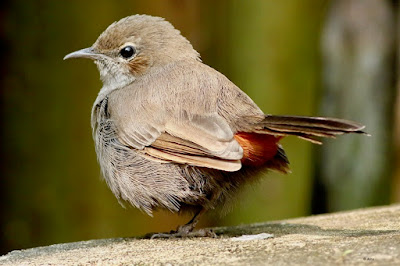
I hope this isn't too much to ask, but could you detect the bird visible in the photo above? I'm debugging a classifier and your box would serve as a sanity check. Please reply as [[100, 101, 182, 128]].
[[64, 14, 365, 238]]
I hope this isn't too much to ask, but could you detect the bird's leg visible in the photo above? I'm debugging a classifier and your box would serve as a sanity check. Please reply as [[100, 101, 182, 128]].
[[175, 208, 206, 234], [150, 208, 216, 239]]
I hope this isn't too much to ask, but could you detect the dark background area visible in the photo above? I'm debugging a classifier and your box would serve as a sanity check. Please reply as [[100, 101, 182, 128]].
[[0, 0, 399, 254]]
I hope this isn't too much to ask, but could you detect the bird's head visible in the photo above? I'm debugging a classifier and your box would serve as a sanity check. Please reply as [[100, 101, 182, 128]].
[[64, 14, 200, 90]]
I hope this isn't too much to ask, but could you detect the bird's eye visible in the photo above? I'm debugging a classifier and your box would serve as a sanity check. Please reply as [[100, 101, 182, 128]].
[[119, 46, 136, 59]]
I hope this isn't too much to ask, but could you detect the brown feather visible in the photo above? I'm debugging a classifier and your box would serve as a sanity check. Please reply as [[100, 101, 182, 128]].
[[151, 133, 210, 156], [262, 115, 366, 132], [255, 115, 366, 144], [142, 133, 242, 171], [143, 146, 241, 172], [128, 54, 151, 75]]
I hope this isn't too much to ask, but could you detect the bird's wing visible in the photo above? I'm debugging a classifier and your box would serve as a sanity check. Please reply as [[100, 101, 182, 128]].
[[143, 112, 243, 171], [124, 113, 242, 171]]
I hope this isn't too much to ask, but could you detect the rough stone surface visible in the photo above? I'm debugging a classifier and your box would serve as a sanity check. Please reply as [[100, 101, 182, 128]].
[[1, 204, 399, 265]]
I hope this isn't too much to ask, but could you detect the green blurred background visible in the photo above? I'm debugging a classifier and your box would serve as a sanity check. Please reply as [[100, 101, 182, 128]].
[[1, 0, 399, 254]]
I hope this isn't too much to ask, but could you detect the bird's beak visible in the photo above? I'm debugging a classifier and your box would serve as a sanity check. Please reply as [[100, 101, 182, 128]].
[[63, 47, 105, 61]]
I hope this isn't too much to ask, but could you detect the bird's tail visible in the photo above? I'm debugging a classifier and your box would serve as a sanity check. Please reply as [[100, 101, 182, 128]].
[[255, 115, 367, 144]]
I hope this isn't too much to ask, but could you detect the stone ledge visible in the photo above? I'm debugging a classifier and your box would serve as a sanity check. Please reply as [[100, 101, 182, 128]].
[[1, 204, 399, 265]]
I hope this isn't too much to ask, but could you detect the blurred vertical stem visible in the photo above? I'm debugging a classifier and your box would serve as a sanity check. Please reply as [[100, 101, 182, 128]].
[[316, 0, 395, 211], [223, 0, 328, 224], [393, 2, 400, 202]]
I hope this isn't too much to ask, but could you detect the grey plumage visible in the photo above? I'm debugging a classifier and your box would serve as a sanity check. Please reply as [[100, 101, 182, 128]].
[[65, 14, 365, 235]]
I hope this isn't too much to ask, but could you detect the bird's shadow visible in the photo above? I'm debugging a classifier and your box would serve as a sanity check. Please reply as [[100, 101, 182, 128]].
[[212, 222, 398, 238]]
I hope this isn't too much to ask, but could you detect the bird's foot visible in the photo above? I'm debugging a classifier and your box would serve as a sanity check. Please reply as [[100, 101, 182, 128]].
[[149, 224, 217, 239]]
